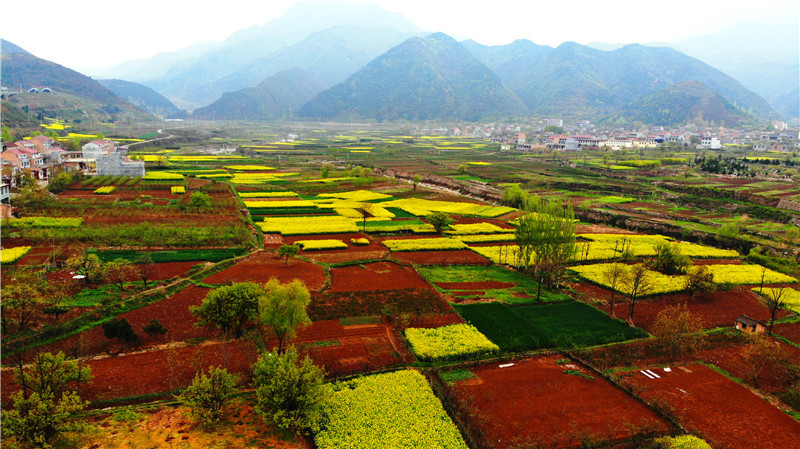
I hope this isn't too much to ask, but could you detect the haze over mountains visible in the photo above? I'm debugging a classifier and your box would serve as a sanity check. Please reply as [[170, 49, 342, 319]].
[[3, 2, 796, 124]]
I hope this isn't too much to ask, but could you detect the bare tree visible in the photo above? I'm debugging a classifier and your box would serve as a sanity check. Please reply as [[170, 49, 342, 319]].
[[625, 264, 653, 327], [763, 286, 788, 335], [602, 263, 627, 318]]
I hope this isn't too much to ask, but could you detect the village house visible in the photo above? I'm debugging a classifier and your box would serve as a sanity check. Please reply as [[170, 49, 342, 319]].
[[81, 139, 116, 159], [734, 315, 766, 334]]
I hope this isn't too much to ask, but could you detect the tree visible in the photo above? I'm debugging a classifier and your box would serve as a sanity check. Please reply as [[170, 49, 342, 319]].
[[786, 227, 800, 247], [320, 164, 332, 178], [134, 254, 156, 288], [46, 170, 73, 194], [14, 351, 92, 399], [762, 286, 788, 335], [684, 265, 715, 298], [1, 125, 13, 142], [252, 346, 331, 433], [651, 304, 704, 360], [358, 201, 374, 232], [277, 244, 300, 265], [624, 264, 653, 327], [2, 270, 47, 333], [427, 211, 452, 234], [143, 318, 168, 340], [176, 366, 240, 426], [602, 263, 627, 318], [191, 282, 262, 338], [12, 181, 53, 210], [651, 241, 690, 275], [189, 191, 212, 208], [500, 184, 528, 209], [456, 163, 468, 174], [102, 318, 139, 346], [514, 196, 577, 301], [412, 174, 421, 190], [742, 335, 793, 389], [2, 390, 88, 449], [104, 258, 135, 291], [65, 251, 104, 285], [256, 279, 311, 354]]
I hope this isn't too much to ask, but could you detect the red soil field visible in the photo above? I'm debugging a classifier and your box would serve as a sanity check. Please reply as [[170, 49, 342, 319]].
[[203, 252, 326, 291], [327, 261, 433, 292], [773, 321, 800, 345], [33, 285, 213, 357], [407, 313, 465, 329], [450, 290, 485, 297], [147, 261, 204, 280], [283, 233, 389, 263], [450, 355, 671, 448], [573, 283, 789, 333], [1, 319, 410, 405], [435, 281, 515, 290], [390, 249, 491, 265], [621, 364, 800, 449]]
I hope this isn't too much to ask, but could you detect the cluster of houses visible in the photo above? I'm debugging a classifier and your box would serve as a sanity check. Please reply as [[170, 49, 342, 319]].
[[1, 135, 145, 203], [486, 123, 800, 153]]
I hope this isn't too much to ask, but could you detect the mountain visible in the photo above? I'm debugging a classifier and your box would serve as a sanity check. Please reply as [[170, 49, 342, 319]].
[[615, 81, 752, 127], [674, 21, 798, 119], [190, 68, 322, 121], [98, 79, 185, 118], [586, 21, 799, 119], [93, 41, 222, 83], [1, 39, 151, 123], [183, 25, 419, 108], [466, 40, 776, 121], [298, 33, 528, 121], [130, 2, 420, 110], [1, 39, 30, 55]]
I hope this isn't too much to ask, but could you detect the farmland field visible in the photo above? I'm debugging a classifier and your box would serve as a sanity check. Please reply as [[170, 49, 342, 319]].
[[445, 355, 672, 448], [4, 124, 800, 449], [453, 301, 645, 351], [619, 364, 800, 449]]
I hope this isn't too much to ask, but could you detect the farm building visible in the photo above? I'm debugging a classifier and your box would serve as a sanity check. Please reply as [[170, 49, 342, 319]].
[[734, 315, 766, 334]]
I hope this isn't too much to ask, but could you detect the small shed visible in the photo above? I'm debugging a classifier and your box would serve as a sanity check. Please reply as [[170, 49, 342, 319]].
[[734, 315, 766, 334]]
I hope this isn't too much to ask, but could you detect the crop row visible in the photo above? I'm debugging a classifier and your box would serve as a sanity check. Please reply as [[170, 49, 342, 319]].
[[405, 324, 499, 362], [93, 186, 116, 194], [237, 191, 297, 198], [381, 198, 515, 218], [3, 217, 83, 228], [224, 165, 274, 171], [295, 239, 349, 251], [143, 172, 184, 181], [445, 222, 508, 235], [571, 263, 797, 296], [171, 186, 186, 194], [383, 238, 468, 252], [258, 216, 359, 235], [1, 246, 31, 264], [452, 233, 515, 243], [231, 172, 298, 184], [315, 370, 468, 449], [317, 189, 392, 202]]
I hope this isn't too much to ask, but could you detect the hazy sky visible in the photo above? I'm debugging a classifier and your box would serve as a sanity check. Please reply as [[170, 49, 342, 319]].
[[2, 0, 797, 73]]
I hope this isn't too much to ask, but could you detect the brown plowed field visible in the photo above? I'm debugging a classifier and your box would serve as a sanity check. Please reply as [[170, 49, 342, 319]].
[[572, 283, 790, 332], [33, 285, 213, 357], [621, 364, 800, 449], [328, 261, 433, 292], [283, 233, 389, 263], [407, 313, 465, 329], [203, 252, 326, 291], [390, 249, 491, 265], [1, 319, 410, 405], [449, 355, 671, 448]]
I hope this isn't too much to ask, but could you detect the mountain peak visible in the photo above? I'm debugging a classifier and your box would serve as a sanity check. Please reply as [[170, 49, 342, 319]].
[[1, 39, 30, 55]]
